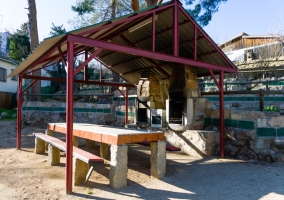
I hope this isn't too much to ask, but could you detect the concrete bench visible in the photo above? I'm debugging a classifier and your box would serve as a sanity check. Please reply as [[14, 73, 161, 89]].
[[33, 132, 104, 186]]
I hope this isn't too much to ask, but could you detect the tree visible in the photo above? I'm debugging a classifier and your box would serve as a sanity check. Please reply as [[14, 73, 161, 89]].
[[71, 0, 133, 22], [70, 0, 227, 27], [69, 0, 227, 91], [184, 0, 227, 27], [8, 27, 31, 63], [70, 0, 138, 92], [49, 23, 67, 36], [28, 0, 41, 101]]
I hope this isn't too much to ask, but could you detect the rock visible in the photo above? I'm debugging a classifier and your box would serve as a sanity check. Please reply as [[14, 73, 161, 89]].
[[25, 121, 32, 125], [34, 115, 41, 122], [237, 146, 249, 157], [236, 131, 249, 140], [205, 132, 216, 144], [278, 103, 284, 110], [79, 98, 87, 102], [248, 150, 258, 160], [212, 127, 219, 131], [274, 139, 284, 149], [270, 150, 284, 162], [1, 112, 8, 118], [226, 128, 236, 139], [203, 126, 212, 131], [248, 131, 257, 140], [225, 143, 240, 156], [250, 139, 271, 153], [231, 139, 247, 146], [12, 114, 17, 118], [31, 120, 41, 127], [268, 116, 284, 127], [236, 154, 249, 160], [258, 149, 272, 162]]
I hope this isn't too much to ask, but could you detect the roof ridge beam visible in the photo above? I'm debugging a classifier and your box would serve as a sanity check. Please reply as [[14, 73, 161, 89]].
[[67, 34, 237, 73]]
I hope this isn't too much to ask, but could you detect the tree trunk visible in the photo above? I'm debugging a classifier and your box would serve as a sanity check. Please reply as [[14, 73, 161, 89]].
[[28, 0, 41, 101]]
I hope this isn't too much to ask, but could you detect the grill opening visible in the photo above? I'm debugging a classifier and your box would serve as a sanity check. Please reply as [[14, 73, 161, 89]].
[[169, 99, 183, 124], [137, 108, 147, 122]]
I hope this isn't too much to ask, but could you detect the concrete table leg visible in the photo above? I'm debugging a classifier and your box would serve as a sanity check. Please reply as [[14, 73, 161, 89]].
[[48, 144, 60, 166], [35, 137, 45, 154], [73, 158, 89, 186], [150, 141, 166, 179], [86, 139, 95, 148], [73, 136, 79, 147], [45, 129, 53, 151], [100, 142, 109, 159], [109, 144, 128, 189]]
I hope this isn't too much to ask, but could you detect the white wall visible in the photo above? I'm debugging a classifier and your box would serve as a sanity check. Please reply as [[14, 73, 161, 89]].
[[0, 58, 18, 93]]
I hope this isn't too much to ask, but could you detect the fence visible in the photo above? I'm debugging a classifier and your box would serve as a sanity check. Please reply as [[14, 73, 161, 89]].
[[0, 92, 16, 109]]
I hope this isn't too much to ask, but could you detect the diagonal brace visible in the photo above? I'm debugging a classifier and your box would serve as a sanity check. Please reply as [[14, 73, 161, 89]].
[[74, 48, 103, 76]]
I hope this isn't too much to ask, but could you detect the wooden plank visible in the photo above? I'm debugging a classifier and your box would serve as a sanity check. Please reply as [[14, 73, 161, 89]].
[[33, 133, 104, 164], [47, 123, 164, 146]]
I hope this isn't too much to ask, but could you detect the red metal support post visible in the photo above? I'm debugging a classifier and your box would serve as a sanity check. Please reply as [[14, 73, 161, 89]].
[[100, 62, 102, 82], [16, 75, 23, 149], [84, 50, 88, 81], [194, 25, 197, 60], [21, 79, 37, 94], [66, 41, 74, 194], [125, 87, 128, 126], [219, 70, 225, 158], [58, 46, 67, 68], [152, 12, 156, 52], [173, 0, 179, 56], [208, 69, 220, 91]]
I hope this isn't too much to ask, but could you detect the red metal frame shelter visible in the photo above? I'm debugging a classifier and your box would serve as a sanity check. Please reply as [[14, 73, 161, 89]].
[[9, 0, 237, 193]]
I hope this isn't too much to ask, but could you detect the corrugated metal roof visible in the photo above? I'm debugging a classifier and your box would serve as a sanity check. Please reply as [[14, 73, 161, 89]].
[[9, 0, 236, 84]]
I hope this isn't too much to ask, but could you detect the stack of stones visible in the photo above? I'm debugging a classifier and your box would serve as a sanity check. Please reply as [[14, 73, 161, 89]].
[[137, 71, 168, 110]]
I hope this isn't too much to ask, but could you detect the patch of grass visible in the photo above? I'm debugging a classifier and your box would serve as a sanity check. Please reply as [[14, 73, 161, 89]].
[[0, 108, 17, 120]]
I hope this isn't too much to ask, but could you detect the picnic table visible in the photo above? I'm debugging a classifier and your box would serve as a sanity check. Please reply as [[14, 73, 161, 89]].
[[47, 123, 166, 189]]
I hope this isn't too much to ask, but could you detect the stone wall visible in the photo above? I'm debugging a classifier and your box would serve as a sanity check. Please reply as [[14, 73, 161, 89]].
[[164, 129, 219, 157], [204, 108, 284, 162], [137, 72, 168, 109], [21, 91, 137, 127]]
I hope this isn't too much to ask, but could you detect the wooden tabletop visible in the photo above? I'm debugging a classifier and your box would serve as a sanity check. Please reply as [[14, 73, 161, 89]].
[[48, 123, 164, 145]]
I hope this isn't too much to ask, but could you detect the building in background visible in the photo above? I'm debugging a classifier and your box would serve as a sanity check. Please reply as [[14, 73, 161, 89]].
[[218, 32, 282, 63], [0, 32, 10, 56], [0, 55, 18, 93]]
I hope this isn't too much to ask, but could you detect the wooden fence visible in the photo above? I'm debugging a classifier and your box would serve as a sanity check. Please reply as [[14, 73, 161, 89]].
[[0, 92, 16, 109]]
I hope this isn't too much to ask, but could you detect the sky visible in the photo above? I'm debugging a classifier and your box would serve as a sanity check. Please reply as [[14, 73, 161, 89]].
[[0, 0, 283, 44]]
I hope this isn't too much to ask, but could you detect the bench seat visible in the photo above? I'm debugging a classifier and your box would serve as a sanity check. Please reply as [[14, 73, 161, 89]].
[[33, 132, 104, 185]]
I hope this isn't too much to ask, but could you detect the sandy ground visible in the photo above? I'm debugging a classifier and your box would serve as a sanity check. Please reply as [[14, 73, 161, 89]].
[[0, 120, 284, 200]]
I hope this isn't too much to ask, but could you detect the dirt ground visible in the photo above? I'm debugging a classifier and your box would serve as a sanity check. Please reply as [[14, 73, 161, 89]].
[[0, 120, 284, 200]]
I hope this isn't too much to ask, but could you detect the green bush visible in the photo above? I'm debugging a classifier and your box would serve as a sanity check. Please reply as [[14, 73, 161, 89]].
[[264, 105, 278, 112], [0, 108, 17, 120]]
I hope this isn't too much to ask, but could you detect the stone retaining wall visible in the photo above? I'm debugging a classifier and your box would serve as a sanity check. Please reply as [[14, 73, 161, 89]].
[[164, 129, 219, 157], [21, 99, 136, 127], [204, 109, 284, 162]]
